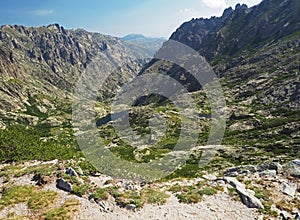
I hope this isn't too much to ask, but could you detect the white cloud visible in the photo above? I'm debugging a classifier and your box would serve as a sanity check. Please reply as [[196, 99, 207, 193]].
[[179, 8, 200, 15], [201, 0, 227, 9], [179, 8, 193, 13], [32, 10, 54, 16]]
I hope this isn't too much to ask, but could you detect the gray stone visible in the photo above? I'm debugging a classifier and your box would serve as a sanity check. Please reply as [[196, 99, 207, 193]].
[[66, 167, 78, 177], [225, 166, 242, 174], [224, 177, 264, 209], [98, 201, 112, 213], [282, 182, 297, 197], [236, 185, 264, 209], [285, 160, 300, 178], [56, 179, 72, 192], [77, 167, 84, 176], [125, 204, 136, 212], [294, 212, 300, 220], [280, 211, 291, 220], [123, 182, 134, 191], [259, 162, 282, 173], [203, 174, 217, 181], [256, 215, 264, 220], [224, 177, 245, 189], [261, 170, 277, 177]]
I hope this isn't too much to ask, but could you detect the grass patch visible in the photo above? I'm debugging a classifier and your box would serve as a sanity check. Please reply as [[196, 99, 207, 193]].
[[44, 199, 80, 220], [177, 191, 202, 204], [27, 191, 58, 211], [0, 185, 35, 210], [89, 188, 110, 201], [141, 188, 169, 205], [198, 187, 217, 196]]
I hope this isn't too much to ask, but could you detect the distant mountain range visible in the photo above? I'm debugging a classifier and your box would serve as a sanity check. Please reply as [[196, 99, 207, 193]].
[[122, 34, 166, 57]]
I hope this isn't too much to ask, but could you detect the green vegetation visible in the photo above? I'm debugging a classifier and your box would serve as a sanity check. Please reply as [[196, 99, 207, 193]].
[[89, 188, 110, 201], [198, 187, 217, 196], [0, 185, 35, 210], [141, 188, 169, 205], [72, 184, 90, 197], [0, 185, 58, 216], [168, 183, 219, 204], [0, 125, 81, 162], [27, 191, 58, 211], [44, 199, 80, 220]]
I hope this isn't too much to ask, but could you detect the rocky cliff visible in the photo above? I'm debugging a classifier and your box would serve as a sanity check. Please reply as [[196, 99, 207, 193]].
[[139, 0, 300, 164], [0, 24, 148, 126]]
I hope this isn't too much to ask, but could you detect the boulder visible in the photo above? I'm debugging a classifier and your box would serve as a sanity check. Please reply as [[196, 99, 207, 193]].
[[282, 182, 297, 197], [76, 167, 84, 175], [125, 204, 136, 212], [123, 182, 134, 191], [66, 167, 78, 177], [280, 211, 291, 220], [32, 174, 51, 186], [56, 179, 72, 192], [261, 170, 277, 177], [236, 186, 264, 209], [259, 162, 282, 173], [224, 177, 264, 209], [203, 174, 217, 181], [224, 165, 257, 176], [285, 160, 300, 178]]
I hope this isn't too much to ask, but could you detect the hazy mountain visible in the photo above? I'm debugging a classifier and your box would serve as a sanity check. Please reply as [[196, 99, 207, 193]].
[[122, 34, 166, 57]]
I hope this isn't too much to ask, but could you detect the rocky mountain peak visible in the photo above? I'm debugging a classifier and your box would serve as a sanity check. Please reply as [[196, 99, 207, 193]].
[[235, 3, 248, 11], [47, 23, 66, 34]]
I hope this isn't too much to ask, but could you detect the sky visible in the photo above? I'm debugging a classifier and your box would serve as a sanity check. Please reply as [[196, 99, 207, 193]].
[[0, 0, 262, 38]]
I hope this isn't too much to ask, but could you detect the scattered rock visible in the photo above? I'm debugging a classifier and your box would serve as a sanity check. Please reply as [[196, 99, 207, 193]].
[[77, 166, 84, 176], [0, 120, 6, 130], [56, 179, 72, 192], [124, 204, 136, 212], [259, 162, 282, 173], [42, 159, 58, 165], [123, 182, 134, 191], [261, 170, 277, 177], [32, 174, 51, 186], [257, 215, 264, 220], [224, 165, 257, 176], [282, 182, 297, 197], [280, 211, 291, 220], [285, 160, 300, 178], [203, 174, 217, 181], [293, 212, 300, 220], [236, 186, 264, 209], [224, 177, 264, 209], [66, 167, 78, 177], [224, 177, 245, 189], [97, 201, 112, 213]]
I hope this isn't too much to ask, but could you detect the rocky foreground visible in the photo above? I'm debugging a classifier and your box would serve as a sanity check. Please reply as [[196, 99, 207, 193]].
[[0, 159, 299, 220]]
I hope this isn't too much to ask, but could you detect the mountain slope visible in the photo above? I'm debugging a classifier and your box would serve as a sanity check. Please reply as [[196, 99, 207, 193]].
[[138, 0, 300, 164], [0, 24, 146, 126]]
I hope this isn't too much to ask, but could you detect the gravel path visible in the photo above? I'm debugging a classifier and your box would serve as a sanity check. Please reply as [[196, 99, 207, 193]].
[[73, 193, 259, 220]]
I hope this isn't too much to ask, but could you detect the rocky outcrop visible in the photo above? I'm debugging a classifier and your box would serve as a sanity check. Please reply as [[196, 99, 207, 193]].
[[224, 177, 264, 209], [285, 160, 300, 178], [56, 179, 73, 192], [0, 24, 147, 121]]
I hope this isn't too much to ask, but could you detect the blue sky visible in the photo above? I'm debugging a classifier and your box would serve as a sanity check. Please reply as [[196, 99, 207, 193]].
[[0, 0, 262, 38]]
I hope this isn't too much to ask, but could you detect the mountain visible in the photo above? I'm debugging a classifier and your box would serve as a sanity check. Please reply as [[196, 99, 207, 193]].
[[139, 0, 300, 164], [0, 24, 148, 128], [0, 1, 300, 217], [122, 34, 166, 57]]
